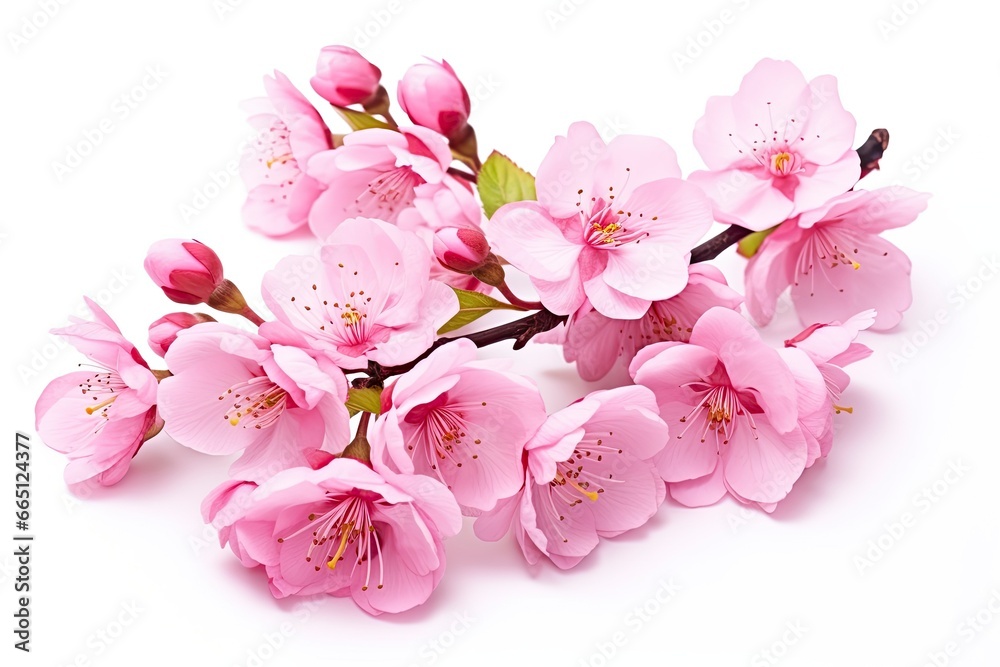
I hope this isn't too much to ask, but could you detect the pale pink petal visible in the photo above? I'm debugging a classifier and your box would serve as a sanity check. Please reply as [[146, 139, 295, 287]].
[[668, 462, 727, 507], [721, 418, 808, 504], [597, 133, 681, 189], [688, 168, 794, 232], [796, 75, 857, 165], [786, 153, 861, 218], [473, 493, 520, 542], [791, 232, 911, 331], [486, 201, 583, 282], [536, 121, 605, 218], [744, 222, 804, 326]]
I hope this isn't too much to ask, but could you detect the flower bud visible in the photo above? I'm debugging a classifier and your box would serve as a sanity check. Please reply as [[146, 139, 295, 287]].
[[148, 312, 216, 357], [397, 59, 471, 139], [310, 45, 382, 107], [144, 239, 225, 305], [433, 227, 491, 274]]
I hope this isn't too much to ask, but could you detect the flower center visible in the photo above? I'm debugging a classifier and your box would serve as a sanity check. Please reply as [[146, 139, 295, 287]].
[[276, 494, 386, 591], [769, 151, 795, 175], [573, 168, 659, 249], [79, 368, 128, 419], [409, 394, 484, 476], [341, 308, 362, 326], [793, 226, 865, 297], [251, 121, 299, 174], [350, 166, 422, 222], [676, 383, 758, 447], [538, 439, 625, 543], [219, 376, 288, 430], [726, 102, 817, 176], [547, 438, 625, 506], [283, 277, 378, 352]]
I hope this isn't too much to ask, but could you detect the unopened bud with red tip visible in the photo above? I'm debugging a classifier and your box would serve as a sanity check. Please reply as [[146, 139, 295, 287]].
[[144, 239, 225, 305], [144, 239, 263, 324], [398, 59, 471, 141], [433, 226, 491, 274], [310, 45, 382, 108], [148, 312, 216, 357]]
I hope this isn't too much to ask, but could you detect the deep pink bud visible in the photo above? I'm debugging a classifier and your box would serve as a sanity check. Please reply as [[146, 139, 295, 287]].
[[310, 45, 382, 107], [144, 239, 225, 305], [148, 312, 216, 357], [433, 227, 491, 273], [397, 59, 471, 139]]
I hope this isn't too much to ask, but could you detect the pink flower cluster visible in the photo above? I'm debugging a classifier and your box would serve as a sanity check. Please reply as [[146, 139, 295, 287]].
[[33, 52, 928, 617]]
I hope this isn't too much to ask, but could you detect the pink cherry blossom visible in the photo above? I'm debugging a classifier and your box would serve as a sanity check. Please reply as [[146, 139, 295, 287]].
[[305, 126, 455, 239], [745, 187, 930, 330], [202, 478, 258, 559], [485, 121, 713, 319], [147, 312, 216, 357], [158, 322, 351, 481], [370, 339, 547, 513], [310, 46, 382, 107], [144, 239, 224, 305], [397, 59, 471, 140], [688, 58, 861, 231], [220, 459, 462, 615], [554, 264, 744, 381], [35, 298, 161, 493], [784, 310, 875, 462], [241, 71, 333, 236], [261, 218, 459, 368], [475, 386, 668, 569], [630, 307, 823, 510]]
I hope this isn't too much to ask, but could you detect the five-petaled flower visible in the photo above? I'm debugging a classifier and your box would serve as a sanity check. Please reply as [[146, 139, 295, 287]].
[[217, 459, 461, 615], [371, 339, 548, 513], [486, 121, 714, 319], [689, 58, 861, 232], [475, 386, 668, 568], [262, 217, 459, 369], [35, 298, 162, 493], [745, 187, 929, 331], [630, 308, 826, 511]]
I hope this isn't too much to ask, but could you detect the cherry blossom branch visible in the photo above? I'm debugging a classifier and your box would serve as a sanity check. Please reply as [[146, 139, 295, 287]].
[[688, 128, 890, 264], [359, 308, 567, 385], [357, 129, 894, 385], [858, 128, 889, 179], [689, 225, 755, 264]]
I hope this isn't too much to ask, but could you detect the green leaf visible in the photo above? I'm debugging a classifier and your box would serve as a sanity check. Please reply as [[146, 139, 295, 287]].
[[477, 151, 537, 219], [346, 387, 382, 417], [437, 287, 525, 335], [737, 226, 779, 259], [334, 106, 392, 132]]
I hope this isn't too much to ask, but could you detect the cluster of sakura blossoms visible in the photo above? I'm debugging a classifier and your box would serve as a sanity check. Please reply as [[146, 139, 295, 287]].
[[35, 48, 930, 615]]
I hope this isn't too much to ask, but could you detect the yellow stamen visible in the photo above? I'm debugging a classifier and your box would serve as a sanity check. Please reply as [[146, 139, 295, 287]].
[[566, 477, 599, 502], [85, 396, 117, 415], [266, 153, 292, 168], [326, 524, 354, 570], [592, 221, 621, 243], [772, 152, 792, 172], [341, 310, 362, 326], [850, 260, 861, 270], [834, 404, 854, 415]]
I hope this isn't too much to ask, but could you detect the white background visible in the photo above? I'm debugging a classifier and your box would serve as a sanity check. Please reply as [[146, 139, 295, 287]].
[[2, 0, 998, 665]]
